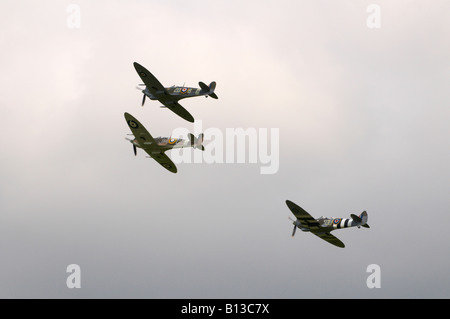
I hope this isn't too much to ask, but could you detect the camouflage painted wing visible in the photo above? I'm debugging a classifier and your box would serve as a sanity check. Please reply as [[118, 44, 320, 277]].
[[286, 200, 346, 248], [285, 200, 321, 231], [150, 152, 177, 174], [124, 112, 156, 150], [311, 232, 345, 248], [133, 62, 165, 94], [163, 101, 194, 123], [124, 113, 177, 173], [133, 62, 195, 122]]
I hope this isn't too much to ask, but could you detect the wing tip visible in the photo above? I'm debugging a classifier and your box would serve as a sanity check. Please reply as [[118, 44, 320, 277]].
[[181, 111, 195, 123], [133, 62, 145, 73], [285, 199, 297, 210], [183, 113, 195, 123]]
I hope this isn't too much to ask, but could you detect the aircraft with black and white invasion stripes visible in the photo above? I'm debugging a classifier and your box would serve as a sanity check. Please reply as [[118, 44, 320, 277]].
[[286, 200, 369, 248]]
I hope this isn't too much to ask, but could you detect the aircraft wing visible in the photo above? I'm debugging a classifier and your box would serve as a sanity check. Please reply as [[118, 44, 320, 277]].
[[124, 112, 156, 150], [311, 232, 345, 248], [286, 200, 321, 231], [133, 62, 165, 94], [149, 152, 177, 173], [163, 101, 195, 123]]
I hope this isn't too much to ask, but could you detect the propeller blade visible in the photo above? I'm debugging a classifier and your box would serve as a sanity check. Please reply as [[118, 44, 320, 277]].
[[292, 224, 297, 237], [141, 94, 146, 106], [133, 144, 137, 156]]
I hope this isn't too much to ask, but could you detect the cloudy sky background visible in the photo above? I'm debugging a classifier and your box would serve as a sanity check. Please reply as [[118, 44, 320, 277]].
[[0, 0, 449, 298]]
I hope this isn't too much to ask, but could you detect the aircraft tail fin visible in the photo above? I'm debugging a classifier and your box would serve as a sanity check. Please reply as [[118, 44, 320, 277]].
[[188, 133, 205, 151], [360, 211, 370, 228], [351, 211, 370, 228], [208, 81, 218, 99], [199, 81, 218, 99]]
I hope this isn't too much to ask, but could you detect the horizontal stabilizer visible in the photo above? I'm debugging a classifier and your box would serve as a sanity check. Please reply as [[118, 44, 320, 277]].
[[351, 211, 370, 228], [188, 133, 205, 151], [199, 81, 218, 99], [208, 81, 218, 99], [199, 81, 209, 91], [351, 214, 362, 223]]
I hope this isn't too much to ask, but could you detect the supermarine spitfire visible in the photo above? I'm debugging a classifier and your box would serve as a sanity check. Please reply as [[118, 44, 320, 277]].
[[124, 112, 204, 173], [286, 200, 369, 248], [124, 61, 370, 248], [134, 62, 218, 123]]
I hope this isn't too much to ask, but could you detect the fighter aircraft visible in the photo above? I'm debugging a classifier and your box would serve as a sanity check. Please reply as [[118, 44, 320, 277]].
[[286, 200, 369, 248], [133, 62, 218, 123], [124, 112, 204, 173]]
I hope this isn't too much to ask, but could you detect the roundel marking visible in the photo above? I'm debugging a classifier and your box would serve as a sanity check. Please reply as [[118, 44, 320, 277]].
[[128, 120, 139, 129], [181, 87, 188, 93], [333, 218, 342, 225], [168, 138, 177, 144]]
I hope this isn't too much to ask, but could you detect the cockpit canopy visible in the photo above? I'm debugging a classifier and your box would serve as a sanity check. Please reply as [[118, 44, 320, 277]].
[[155, 136, 169, 144], [317, 216, 334, 226]]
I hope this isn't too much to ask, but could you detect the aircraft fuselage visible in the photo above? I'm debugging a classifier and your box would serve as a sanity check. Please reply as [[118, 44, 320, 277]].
[[143, 86, 209, 102], [132, 136, 190, 152], [297, 217, 360, 233]]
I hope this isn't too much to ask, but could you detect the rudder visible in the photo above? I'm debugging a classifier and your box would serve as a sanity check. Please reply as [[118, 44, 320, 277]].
[[360, 211, 370, 228]]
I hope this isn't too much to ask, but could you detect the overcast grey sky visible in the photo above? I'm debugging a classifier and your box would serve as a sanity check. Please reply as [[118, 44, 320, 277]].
[[1, 0, 449, 298]]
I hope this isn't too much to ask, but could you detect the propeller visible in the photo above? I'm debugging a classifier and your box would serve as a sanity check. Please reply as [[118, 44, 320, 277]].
[[125, 137, 137, 156], [289, 216, 298, 237], [136, 84, 146, 106]]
